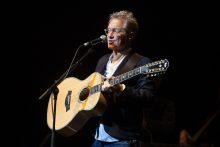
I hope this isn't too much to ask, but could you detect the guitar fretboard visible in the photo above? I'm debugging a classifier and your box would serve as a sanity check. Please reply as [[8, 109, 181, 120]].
[[90, 84, 102, 95], [89, 59, 169, 95], [109, 66, 143, 86]]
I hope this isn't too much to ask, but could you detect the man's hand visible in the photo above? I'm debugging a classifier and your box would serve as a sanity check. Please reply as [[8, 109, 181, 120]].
[[102, 76, 125, 92]]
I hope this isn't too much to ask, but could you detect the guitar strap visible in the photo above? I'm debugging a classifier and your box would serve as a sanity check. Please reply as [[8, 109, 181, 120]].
[[116, 52, 143, 75]]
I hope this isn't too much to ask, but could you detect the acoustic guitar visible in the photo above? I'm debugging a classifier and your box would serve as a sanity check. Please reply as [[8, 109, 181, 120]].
[[47, 59, 169, 136]]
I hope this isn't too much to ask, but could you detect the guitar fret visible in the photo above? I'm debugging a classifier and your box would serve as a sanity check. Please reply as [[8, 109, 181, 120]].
[[134, 67, 141, 75], [90, 88, 93, 94], [95, 85, 98, 92], [119, 73, 127, 83], [120, 75, 123, 82], [90, 84, 102, 95], [90, 86, 95, 95], [128, 70, 133, 77]]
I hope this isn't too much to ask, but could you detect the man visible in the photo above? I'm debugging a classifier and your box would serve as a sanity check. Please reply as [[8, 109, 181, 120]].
[[92, 10, 156, 147]]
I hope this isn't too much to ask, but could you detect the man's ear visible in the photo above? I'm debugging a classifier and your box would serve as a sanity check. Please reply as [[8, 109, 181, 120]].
[[128, 32, 135, 40]]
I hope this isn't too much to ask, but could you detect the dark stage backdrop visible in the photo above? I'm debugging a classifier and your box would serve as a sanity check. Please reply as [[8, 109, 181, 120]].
[[28, 3, 219, 147]]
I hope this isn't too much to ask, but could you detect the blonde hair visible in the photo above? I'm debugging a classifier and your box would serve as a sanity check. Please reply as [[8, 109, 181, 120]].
[[109, 10, 139, 35]]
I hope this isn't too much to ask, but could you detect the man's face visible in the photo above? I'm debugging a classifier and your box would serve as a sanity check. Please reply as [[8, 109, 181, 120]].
[[106, 18, 129, 52]]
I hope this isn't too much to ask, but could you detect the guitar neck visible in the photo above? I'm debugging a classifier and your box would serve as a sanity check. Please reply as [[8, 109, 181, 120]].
[[89, 67, 142, 95], [90, 59, 169, 94], [109, 66, 143, 86], [109, 59, 165, 85]]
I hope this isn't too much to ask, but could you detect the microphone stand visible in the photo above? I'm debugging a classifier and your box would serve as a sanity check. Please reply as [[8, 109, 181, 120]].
[[38, 46, 94, 147]]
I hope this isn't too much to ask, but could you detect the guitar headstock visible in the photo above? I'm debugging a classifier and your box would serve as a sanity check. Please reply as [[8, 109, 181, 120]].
[[142, 59, 169, 77]]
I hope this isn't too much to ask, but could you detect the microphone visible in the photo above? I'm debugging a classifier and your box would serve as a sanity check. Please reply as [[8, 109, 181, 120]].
[[83, 35, 107, 47]]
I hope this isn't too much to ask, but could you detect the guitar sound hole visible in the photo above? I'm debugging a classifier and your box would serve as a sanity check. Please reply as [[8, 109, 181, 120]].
[[79, 87, 90, 101]]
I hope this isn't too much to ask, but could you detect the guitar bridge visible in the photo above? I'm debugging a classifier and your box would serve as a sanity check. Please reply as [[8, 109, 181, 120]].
[[65, 91, 72, 112]]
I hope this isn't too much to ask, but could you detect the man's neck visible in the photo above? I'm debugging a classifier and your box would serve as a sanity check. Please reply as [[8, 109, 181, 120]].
[[112, 48, 131, 60], [112, 48, 131, 63]]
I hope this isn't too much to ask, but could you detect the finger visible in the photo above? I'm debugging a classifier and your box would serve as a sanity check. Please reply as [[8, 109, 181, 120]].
[[109, 76, 114, 80]]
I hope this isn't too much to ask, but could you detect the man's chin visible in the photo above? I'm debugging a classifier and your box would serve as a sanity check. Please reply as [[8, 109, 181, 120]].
[[108, 44, 116, 49]]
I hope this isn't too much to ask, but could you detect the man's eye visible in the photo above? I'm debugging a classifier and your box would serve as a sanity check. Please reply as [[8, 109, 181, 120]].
[[115, 29, 120, 32]]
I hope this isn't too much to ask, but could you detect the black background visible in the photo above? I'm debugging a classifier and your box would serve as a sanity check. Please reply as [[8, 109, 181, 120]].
[[28, 2, 219, 147]]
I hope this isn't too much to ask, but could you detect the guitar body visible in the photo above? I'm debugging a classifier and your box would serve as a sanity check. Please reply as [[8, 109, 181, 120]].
[[47, 72, 107, 136]]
